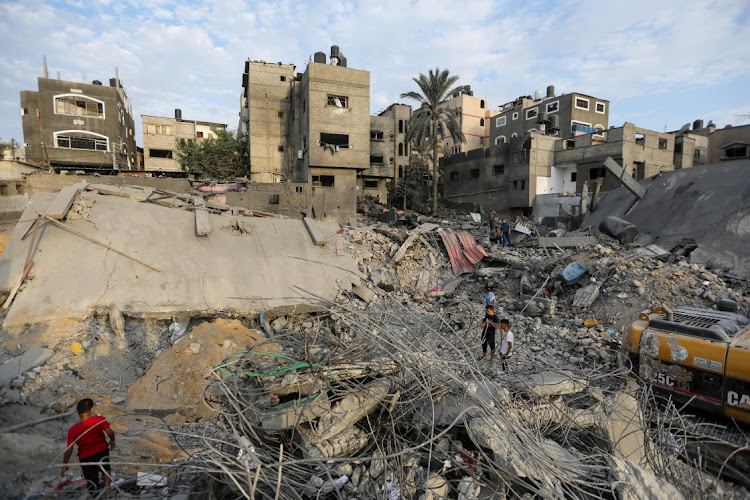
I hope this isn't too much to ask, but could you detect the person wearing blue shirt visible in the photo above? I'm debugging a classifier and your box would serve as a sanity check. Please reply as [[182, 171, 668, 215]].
[[500, 218, 512, 248], [484, 285, 496, 309]]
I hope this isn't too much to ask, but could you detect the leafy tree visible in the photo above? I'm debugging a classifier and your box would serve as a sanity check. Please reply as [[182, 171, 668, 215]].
[[401, 68, 467, 214], [389, 158, 425, 211], [175, 128, 246, 179], [0, 137, 12, 157]]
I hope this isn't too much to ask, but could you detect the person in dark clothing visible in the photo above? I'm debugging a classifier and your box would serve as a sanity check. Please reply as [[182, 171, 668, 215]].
[[479, 305, 500, 361], [500, 218, 512, 248]]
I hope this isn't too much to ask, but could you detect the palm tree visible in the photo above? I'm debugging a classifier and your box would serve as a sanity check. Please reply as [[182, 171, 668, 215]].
[[401, 68, 467, 214]]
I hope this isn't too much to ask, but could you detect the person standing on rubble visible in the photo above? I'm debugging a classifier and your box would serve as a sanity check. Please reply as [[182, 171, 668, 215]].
[[484, 285, 496, 309], [498, 319, 514, 370], [61, 398, 116, 496], [500, 218, 512, 248], [488, 207, 498, 234], [479, 305, 500, 361]]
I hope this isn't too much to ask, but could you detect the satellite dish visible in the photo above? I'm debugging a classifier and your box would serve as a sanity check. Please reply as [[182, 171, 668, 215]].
[[677, 123, 690, 135]]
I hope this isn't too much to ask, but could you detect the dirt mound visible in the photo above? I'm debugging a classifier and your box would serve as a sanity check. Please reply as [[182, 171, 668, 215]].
[[127, 319, 270, 420]]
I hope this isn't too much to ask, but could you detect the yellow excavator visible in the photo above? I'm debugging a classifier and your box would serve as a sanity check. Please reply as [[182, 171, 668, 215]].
[[622, 302, 750, 424]]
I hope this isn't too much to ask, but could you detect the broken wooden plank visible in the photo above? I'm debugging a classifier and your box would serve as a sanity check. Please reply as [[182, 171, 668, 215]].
[[391, 231, 420, 263], [303, 217, 326, 246], [45, 182, 87, 219], [193, 196, 211, 236], [2, 261, 33, 311]]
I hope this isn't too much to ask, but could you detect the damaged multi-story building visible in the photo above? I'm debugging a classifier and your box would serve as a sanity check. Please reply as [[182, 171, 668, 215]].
[[238, 46, 370, 222], [366, 103, 412, 202], [141, 110, 227, 172], [443, 121, 675, 218], [20, 62, 137, 171], [440, 89, 498, 154]]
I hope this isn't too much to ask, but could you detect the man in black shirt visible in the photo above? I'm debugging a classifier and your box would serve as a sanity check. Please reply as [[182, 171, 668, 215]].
[[479, 305, 500, 361]]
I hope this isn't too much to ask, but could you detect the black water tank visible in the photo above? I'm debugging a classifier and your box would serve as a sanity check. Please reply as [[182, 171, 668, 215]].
[[693, 119, 704, 130], [314, 51, 326, 64], [330, 45, 340, 57], [339, 55, 347, 68], [109, 78, 116, 87], [546, 85, 555, 97], [175, 108, 182, 120], [92, 80, 102, 85]]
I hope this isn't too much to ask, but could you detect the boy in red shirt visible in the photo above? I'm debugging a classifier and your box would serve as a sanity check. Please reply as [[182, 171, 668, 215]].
[[61, 398, 116, 495]]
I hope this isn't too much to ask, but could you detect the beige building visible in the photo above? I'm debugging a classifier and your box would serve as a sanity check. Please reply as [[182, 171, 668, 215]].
[[240, 47, 371, 222], [440, 90, 498, 155], [706, 123, 750, 164], [364, 103, 412, 202], [142, 110, 226, 172]]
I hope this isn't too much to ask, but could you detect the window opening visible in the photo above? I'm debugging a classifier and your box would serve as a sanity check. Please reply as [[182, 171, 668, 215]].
[[371, 130, 384, 140], [196, 131, 204, 138], [320, 133, 349, 149], [571, 172, 577, 182], [450, 172, 459, 180], [493, 164, 504, 175], [149, 149, 172, 158], [398, 143, 404, 156], [575, 97, 589, 110], [55, 96, 104, 118], [480, 118, 485, 127], [370, 155, 384, 164], [364, 180, 379, 189], [312, 175, 335, 187], [658, 138, 668, 149], [327, 95, 348, 108], [398, 120, 403, 133], [726, 146, 747, 158], [526, 108, 538, 120], [269, 194, 280, 205], [480, 100, 485, 109], [470, 169, 480, 178]]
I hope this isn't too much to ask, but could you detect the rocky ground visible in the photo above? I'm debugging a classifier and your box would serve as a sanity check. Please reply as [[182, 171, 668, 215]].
[[0, 205, 748, 498]]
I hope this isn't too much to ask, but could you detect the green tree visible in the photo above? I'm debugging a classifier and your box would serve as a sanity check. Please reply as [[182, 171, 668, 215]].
[[175, 128, 245, 179], [401, 68, 467, 214], [0, 137, 12, 157], [390, 158, 425, 211]]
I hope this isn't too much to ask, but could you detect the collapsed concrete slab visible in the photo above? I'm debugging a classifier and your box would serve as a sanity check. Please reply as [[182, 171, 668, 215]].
[[0, 190, 360, 330]]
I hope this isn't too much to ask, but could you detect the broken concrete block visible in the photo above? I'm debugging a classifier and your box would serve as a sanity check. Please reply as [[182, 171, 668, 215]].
[[188, 343, 202, 354], [109, 305, 125, 338], [136, 471, 168, 487], [271, 317, 288, 331], [54, 393, 77, 412], [524, 371, 586, 397], [9, 377, 25, 389], [352, 284, 376, 304], [607, 456, 684, 500], [0, 347, 54, 386], [315, 378, 393, 441], [3, 389, 21, 404], [599, 216, 639, 244], [423, 474, 450, 500], [596, 392, 650, 469], [572, 283, 600, 308]]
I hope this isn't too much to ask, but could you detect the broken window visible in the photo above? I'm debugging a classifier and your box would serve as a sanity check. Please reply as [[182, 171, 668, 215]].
[[196, 131, 204, 138], [575, 98, 589, 110], [312, 175, 335, 187], [149, 149, 173, 158], [320, 133, 349, 149], [280, 76, 286, 82], [295, 186, 303, 193], [694, 149, 701, 159], [327, 95, 348, 108], [565, 140, 575, 150], [16, 184, 24, 195], [520, 180, 526, 190], [725, 146, 747, 158], [450, 171, 459, 181], [659, 138, 668, 149], [0, 185, 7, 196], [596, 102, 606, 113], [525, 108, 538, 120], [54, 96, 104, 118], [513, 180, 518, 190], [371, 130, 384, 141], [589, 168, 602, 180], [674, 143, 682, 154], [364, 180, 379, 189], [277, 111, 284, 118], [571, 172, 577, 182], [479, 137, 485, 145], [496, 116, 507, 127], [56, 135, 108, 151], [493, 164, 505, 175], [635, 133, 645, 145], [370, 154, 384, 164], [546, 101, 559, 113], [268, 194, 280, 205], [278, 145, 284, 152], [470, 169, 480, 178]]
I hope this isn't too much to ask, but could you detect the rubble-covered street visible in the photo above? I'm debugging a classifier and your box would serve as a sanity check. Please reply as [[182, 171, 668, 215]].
[[0, 176, 749, 499]]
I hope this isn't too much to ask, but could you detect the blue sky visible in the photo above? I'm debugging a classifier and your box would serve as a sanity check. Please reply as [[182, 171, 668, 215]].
[[1, 0, 749, 148]]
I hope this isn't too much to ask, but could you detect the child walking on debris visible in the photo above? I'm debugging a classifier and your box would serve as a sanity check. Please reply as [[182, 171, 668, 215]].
[[479, 305, 500, 361], [498, 319, 514, 370], [61, 398, 116, 497]]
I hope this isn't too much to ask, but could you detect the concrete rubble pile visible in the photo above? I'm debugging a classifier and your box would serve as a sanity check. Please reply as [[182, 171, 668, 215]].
[[0, 184, 748, 498]]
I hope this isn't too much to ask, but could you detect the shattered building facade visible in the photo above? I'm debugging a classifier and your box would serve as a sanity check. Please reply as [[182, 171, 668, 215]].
[[238, 46, 370, 222], [440, 90, 498, 154], [141, 110, 227, 172], [490, 86, 610, 144], [365, 103, 412, 202], [20, 65, 137, 171], [443, 122, 675, 216]]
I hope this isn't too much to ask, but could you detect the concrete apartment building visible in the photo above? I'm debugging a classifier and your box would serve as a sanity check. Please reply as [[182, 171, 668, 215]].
[[490, 86, 610, 145], [20, 65, 137, 170], [443, 122, 674, 216], [239, 46, 370, 222], [440, 91, 498, 154], [365, 103, 412, 202], [706, 123, 750, 164], [141, 110, 227, 172]]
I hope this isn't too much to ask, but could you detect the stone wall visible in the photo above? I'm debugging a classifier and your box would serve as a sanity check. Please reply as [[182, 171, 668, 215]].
[[226, 182, 309, 219]]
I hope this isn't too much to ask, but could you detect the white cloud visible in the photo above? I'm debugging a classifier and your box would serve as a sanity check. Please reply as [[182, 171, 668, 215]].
[[0, 0, 749, 147]]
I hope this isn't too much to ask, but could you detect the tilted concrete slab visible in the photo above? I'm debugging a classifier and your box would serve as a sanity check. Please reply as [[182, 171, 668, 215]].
[[584, 161, 750, 278], [0, 191, 360, 330], [602, 157, 646, 199]]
